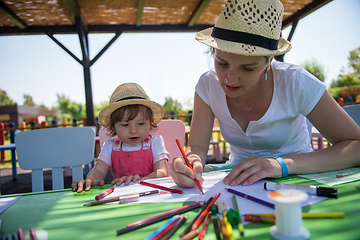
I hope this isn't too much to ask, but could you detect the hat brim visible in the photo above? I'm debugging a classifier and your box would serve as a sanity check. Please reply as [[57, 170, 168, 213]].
[[98, 99, 164, 129], [195, 27, 292, 56]]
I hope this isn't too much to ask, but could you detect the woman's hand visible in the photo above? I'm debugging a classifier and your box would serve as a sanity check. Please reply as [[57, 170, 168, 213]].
[[170, 156, 203, 188], [72, 179, 105, 193], [111, 174, 141, 186], [223, 156, 283, 186]]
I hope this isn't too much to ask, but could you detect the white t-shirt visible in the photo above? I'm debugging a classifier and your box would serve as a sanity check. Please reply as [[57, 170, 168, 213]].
[[195, 60, 326, 165], [98, 134, 170, 167]]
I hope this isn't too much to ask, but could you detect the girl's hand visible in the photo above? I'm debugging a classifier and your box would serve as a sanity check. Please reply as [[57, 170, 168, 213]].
[[223, 156, 283, 186], [111, 174, 141, 186], [170, 157, 203, 188], [72, 179, 105, 193]]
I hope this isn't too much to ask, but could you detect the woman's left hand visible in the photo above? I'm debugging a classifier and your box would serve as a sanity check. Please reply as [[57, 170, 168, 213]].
[[223, 156, 283, 186]]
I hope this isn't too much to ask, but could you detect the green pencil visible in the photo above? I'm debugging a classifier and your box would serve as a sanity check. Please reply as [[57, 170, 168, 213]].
[[232, 195, 245, 237]]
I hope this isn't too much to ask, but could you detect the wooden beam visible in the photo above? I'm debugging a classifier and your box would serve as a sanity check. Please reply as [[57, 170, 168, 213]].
[[0, 0, 26, 29], [282, 0, 332, 29], [136, 0, 145, 27], [62, 0, 87, 31], [0, 24, 213, 36], [188, 0, 210, 27]]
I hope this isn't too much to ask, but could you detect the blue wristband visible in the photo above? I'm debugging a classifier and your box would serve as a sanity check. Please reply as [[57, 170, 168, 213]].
[[273, 156, 288, 177]]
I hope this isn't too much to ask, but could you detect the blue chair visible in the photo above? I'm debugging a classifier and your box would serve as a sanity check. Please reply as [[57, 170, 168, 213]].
[[15, 127, 95, 192], [343, 104, 360, 126]]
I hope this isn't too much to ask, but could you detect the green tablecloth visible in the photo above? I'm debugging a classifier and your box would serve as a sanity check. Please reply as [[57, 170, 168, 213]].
[[1, 174, 360, 240]]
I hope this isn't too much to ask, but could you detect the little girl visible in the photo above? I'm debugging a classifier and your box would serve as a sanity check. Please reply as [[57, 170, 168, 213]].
[[72, 82, 169, 192]]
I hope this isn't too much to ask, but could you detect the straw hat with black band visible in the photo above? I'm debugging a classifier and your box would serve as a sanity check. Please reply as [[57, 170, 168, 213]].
[[195, 0, 292, 56], [98, 82, 164, 129]]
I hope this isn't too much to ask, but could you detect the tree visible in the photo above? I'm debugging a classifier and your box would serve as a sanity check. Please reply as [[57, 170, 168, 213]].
[[0, 89, 17, 106], [57, 94, 86, 121], [23, 94, 35, 106], [302, 59, 325, 82], [349, 46, 360, 79], [330, 74, 360, 88], [163, 97, 182, 116]]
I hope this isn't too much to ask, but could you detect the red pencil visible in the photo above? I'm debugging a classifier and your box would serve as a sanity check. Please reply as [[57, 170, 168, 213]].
[[192, 192, 221, 230], [29, 228, 38, 240], [198, 212, 212, 240], [139, 181, 183, 194], [175, 139, 204, 194]]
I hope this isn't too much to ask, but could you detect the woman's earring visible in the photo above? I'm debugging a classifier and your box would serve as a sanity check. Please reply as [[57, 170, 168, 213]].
[[264, 66, 270, 81]]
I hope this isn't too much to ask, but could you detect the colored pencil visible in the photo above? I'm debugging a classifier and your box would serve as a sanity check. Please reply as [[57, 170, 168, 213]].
[[143, 215, 180, 240], [225, 188, 275, 209], [219, 217, 229, 240], [212, 216, 221, 240], [175, 139, 204, 194], [158, 215, 188, 240], [139, 181, 183, 194], [17, 228, 25, 240], [180, 229, 200, 240], [232, 194, 245, 237], [84, 190, 159, 206], [192, 192, 221, 230], [29, 228, 38, 240], [180, 197, 213, 237], [151, 217, 181, 240], [117, 201, 203, 236], [243, 212, 345, 220], [223, 212, 235, 240], [95, 186, 114, 200], [198, 212, 212, 240]]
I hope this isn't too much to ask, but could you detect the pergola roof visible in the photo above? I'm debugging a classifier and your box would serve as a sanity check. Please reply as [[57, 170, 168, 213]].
[[0, 0, 331, 35], [0, 0, 332, 126]]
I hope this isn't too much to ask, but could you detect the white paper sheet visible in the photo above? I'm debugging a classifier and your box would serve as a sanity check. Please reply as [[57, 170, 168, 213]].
[[106, 172, 327, 224], [0, 196, 21, 214], [298, 167, 360, 186]]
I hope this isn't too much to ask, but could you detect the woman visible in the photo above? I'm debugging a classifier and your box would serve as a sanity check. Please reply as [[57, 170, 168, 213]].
[[170, 0, 360, 188]]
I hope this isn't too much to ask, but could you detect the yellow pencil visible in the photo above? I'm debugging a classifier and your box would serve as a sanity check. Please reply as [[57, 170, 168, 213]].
[[243, 212, 345, 219], [223, 212, 235, 240]]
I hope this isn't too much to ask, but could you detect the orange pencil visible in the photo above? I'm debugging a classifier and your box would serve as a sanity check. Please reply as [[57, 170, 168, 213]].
[[175, 139, 204, 194], [219, 217, 229, 240], [191, 192, 221, 230]]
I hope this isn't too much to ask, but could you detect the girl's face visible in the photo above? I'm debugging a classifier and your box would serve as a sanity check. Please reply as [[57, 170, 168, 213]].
[[114, 111, 151, 146], [214, 49, 269, 98]]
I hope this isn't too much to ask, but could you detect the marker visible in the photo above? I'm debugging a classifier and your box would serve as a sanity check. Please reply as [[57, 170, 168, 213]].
[[84, 190, 159, 206], [95, 186, 114, 200], [139, 181, 183, 194], [225, 188, 275, 209], [264, 182, 337, 198], [175, 139, 204, 194]]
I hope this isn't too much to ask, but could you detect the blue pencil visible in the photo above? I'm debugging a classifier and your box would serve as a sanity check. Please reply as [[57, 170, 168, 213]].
[[143, 215, 180, 240]]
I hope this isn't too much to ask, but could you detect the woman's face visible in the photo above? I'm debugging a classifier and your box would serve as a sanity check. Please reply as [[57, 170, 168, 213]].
[[214, 49, 269, 98]]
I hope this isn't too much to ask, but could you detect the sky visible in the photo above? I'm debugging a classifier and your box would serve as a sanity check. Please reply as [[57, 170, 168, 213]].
[[0, 0, 360, 110]]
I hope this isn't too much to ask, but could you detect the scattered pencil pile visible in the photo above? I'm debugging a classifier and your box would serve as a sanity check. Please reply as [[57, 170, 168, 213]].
[[1, 228, 39, 240]]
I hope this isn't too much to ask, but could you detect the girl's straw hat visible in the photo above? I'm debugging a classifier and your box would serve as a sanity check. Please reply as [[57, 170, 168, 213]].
[[195, 0, 291, 56], [98, 82, 164, 129]]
